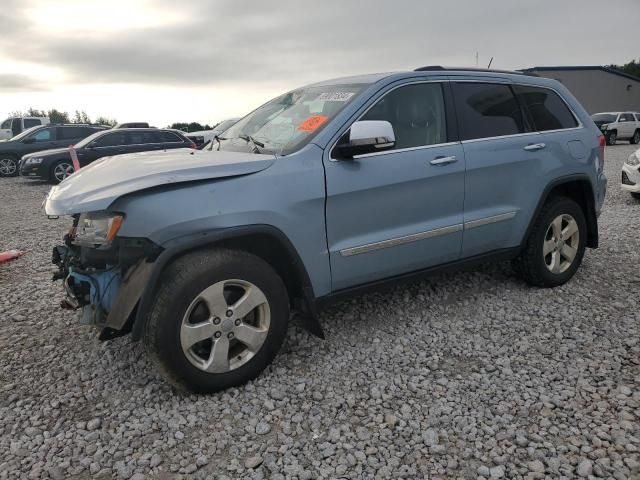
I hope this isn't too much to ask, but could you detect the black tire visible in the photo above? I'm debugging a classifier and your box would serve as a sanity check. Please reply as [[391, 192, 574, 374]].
[[50, 160, 74, 184], [606, 131, 617, 146], [631, 130, 640, 145], [631, 192, 640, 200], [0, 155, 18, 177], [513, 196, 587, 288], [143, 249, 289, 393]]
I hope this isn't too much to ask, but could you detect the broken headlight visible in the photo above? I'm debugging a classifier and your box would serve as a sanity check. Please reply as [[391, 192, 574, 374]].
[[73, 212, 124, 248]]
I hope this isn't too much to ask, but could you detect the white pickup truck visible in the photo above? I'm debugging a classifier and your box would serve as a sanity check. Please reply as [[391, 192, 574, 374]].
[[591, 112, 640, 145], [0, 116, 50, 140]]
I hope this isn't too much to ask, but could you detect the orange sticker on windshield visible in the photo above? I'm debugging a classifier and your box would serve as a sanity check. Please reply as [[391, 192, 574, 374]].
[[298, 115, 328, 132]]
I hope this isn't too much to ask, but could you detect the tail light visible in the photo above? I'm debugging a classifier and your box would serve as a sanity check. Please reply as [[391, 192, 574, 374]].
[[189, 143, 197, 149], [597, 135, 606, 172]]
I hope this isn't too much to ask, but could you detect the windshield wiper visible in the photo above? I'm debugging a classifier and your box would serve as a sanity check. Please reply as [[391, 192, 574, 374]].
[[211, 135, 228, 151], [238, 134, 265, 150]]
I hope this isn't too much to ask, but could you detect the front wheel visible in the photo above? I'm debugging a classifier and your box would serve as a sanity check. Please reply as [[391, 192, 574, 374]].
[[631, 130, 640, 145], [143, 249, 289, 393], [606, 131, 617, 146], [0, 156, 18, 177], [50, 160, 75, 184], [513, 196, 587, 287]]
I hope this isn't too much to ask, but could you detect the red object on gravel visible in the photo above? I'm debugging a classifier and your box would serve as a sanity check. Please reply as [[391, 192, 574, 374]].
[[0, 250, 24, 263]]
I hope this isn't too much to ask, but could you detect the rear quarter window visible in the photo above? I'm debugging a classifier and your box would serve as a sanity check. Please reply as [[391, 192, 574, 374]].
[[157, 131, 185, 143], [452, 82, 524, 140], [514, 86, 578, 131]]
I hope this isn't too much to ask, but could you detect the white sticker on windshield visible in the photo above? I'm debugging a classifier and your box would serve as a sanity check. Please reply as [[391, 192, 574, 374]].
[[316, 92, 355, 102]]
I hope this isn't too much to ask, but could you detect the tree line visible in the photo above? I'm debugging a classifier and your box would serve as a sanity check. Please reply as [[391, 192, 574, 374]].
[[6, 108, 221, 132], [609, 58, 640, 78], [7, 108, 117, 127]]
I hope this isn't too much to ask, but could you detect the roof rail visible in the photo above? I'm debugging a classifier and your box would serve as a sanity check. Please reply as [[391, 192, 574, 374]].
[[414, 65, 531, 76]]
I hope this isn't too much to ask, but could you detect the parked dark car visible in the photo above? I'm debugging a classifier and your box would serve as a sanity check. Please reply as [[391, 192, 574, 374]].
[[20, 128, 196, 184], [0, 124, 106, 177]]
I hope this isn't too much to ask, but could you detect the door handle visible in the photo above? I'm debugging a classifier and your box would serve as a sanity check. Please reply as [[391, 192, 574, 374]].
[[430, 155, 457, 166], [523, 143, 546, 151]]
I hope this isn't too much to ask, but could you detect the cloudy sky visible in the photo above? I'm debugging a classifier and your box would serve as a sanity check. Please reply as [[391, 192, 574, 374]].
[[1, 0, 638, 127]]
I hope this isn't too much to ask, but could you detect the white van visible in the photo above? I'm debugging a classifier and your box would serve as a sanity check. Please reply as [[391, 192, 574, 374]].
[[0, 117, 50, 140]]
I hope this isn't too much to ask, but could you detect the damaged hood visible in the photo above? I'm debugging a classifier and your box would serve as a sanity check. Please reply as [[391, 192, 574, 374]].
[[44, 148, 276, 216]]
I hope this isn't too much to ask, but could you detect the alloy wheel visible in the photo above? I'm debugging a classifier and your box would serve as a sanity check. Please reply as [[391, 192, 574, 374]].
[[53, 162, 75, 182], [633, 131, 640, 144], [0, 158, 16, 176], [543, 214, 580, 274], [180, 279, 270, 373]]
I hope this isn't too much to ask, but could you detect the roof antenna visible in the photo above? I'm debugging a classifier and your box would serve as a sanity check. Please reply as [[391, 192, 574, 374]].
[[487, 57, 494, 69]]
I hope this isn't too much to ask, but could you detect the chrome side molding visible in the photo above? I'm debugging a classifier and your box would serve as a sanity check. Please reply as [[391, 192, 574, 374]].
[[339, 211, 517, 257]]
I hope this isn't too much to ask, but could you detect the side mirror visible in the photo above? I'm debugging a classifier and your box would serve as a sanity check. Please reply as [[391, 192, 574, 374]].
[[22, 137, 35, 144], [335, 120, 395, 159]]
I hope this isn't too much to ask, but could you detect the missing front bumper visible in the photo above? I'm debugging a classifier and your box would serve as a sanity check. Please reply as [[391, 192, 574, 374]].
[[52, 242, 157, 334]]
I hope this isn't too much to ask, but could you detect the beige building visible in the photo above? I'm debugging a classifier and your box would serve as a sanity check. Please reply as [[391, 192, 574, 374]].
[[523, 66, 640, 114]]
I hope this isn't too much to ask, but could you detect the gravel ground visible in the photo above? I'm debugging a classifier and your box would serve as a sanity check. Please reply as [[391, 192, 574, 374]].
[[0, 145, 639, 480]]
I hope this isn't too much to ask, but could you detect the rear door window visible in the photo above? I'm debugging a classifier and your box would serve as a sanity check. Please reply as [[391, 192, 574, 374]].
[[93, 132, 127, 147], [452, 83, 524, 140], [23, 119, 41, 129], [126, 131, 160, 145], [58, 126, 87, 141]]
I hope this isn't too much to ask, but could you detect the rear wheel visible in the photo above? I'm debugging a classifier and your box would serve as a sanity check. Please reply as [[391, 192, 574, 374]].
[[143, 249, 289, 393], [513, 196, 587, 287], [631, 130, 640, 145], [50, 160, 75, 184], [606, 131, 617, 146], [0, 156, 18, 177]]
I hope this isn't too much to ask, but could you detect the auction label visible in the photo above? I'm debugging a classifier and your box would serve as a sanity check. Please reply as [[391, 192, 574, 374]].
[[316, 92, 355, 102], [298, 115, 329, 132]]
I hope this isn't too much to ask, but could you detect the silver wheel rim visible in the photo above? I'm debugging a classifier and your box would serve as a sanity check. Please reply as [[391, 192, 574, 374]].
[[180, 279, 270, 373], [53, 162, 74, 182], [0, 158, 16, 175], [543, 214, 579, 274], [634, 132, 640, 143]]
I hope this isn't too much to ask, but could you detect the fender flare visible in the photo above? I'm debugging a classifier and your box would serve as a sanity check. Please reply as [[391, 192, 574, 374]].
[[130, 225, 323, 341], [524, 173, 599, 248]]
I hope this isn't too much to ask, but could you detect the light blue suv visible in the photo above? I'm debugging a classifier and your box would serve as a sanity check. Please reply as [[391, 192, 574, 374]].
[[45, 67, 607, 392]]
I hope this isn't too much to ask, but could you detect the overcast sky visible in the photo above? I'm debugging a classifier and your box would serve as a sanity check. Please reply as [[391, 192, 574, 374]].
[[1, 0, 638, 127]]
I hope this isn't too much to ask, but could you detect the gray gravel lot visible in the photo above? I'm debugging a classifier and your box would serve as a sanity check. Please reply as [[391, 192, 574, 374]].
[[1, 145, 639, 480]]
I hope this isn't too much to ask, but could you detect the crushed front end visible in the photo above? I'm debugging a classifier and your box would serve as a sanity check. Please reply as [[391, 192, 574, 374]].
[[52, 212, 161, 339]]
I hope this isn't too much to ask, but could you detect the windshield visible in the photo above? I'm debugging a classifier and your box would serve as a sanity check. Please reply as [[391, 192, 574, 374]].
[[220, 83, 365, 155], [592, 113, 617, 123], [74, 130, 104, 148], [9, 125, 42, 142]]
